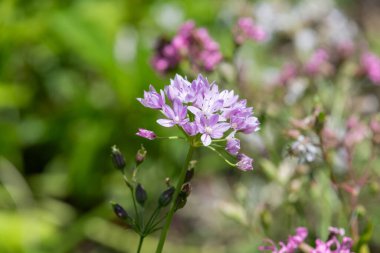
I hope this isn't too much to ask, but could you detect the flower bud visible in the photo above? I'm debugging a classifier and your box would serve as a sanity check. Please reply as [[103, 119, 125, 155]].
[[111, 202, 128, 220], [111, 145, 126, 171], [181, 183, 192, 197], [135, 145, 147, 166], [175, 183, 192, 211], [184, 168, 194, 183], [135, 183, 147, 206], [158, 186, 175, 207]]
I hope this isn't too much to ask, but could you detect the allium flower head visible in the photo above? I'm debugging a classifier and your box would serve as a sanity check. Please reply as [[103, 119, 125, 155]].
[[234, 17, 267, 45], [137, 74, 260, 170], [361, 52, 380, 85]]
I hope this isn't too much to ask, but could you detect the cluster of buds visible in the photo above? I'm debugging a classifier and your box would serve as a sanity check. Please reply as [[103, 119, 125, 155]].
[[175, 163, 195, 211], [110, 145, 178, 237]]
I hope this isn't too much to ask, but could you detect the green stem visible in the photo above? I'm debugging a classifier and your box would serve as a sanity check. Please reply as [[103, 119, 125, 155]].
[[137, 236, 145, 253], [155, 145, 195, 253], [149, 213, 168, 233], [144, 206, 161, 234], [207, 146, 236, 167], [129, 184, 140, 230], [156, 136, 186, 140]]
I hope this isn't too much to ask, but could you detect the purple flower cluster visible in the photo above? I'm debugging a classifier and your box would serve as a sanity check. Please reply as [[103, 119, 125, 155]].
[[151, 21, 223, 74], [312, 227, 353, 253], [361, 52, 380, 85], [259, 227, 307, 253], [137, 74, 260, 171], [259, 227, 353, 253], [234, 17, 266, 45]]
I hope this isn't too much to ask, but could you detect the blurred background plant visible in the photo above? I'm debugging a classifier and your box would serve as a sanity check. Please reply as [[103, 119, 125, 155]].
[[1, 0, 380, 252]]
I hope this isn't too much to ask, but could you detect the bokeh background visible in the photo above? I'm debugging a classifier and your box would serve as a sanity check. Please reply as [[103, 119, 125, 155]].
[[1, 0, 380, 252]]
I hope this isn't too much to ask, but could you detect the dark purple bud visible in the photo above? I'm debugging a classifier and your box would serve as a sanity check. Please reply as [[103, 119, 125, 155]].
[[158, 186, 175, 207], [135, 145, 147, 166], [175, 183, 192, 211], [111, 145, 126, 171], [112, 203, 128, 220], [184, 168, 194, 183], [181, 183, 192, 197], [135, 183, 147, 206]]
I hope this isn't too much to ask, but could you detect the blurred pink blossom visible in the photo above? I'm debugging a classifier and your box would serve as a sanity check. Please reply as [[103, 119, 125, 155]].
[[233, 17, 266, 45], [305, 49, 330, 75], [361, 52, 380, 85]]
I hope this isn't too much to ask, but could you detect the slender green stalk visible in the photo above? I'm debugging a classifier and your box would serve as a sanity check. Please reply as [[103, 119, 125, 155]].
[[137, 236, 145, 253], [144, 206, 161, 234], [207, 146, 236, 167], [155, 145, 195, 253]]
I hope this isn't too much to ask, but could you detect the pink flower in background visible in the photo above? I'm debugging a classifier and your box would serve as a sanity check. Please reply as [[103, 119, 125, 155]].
[[344, 116, 368, 149], [361, 52, 380, 85], [174, 21, 222, 72], [259, 227, 353, 253], [152, 21, 222, 73], [370, 115, 380, 144], [259, 227, 308, 253], [234, 17, 266, 45], [151, 38, 181, 74], [136, 129, 157, 140], [278, 63, 298, 85], [305, 49, 330, 75]]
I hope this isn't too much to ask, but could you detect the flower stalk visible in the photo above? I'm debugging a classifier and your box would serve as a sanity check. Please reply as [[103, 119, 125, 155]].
[[155, 145, 195, 253]]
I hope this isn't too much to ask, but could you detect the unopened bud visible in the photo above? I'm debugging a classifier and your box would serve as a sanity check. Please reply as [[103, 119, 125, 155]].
[[175, 183, 192, 211], [181, 183, 192, 197], [135, 183, 147, 206], [184, 168, 194, 183], [135, 145, 147, 166], [111, 145, 126, 171], [111, 202, 128, 219], [158, 186, 175, 207]]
